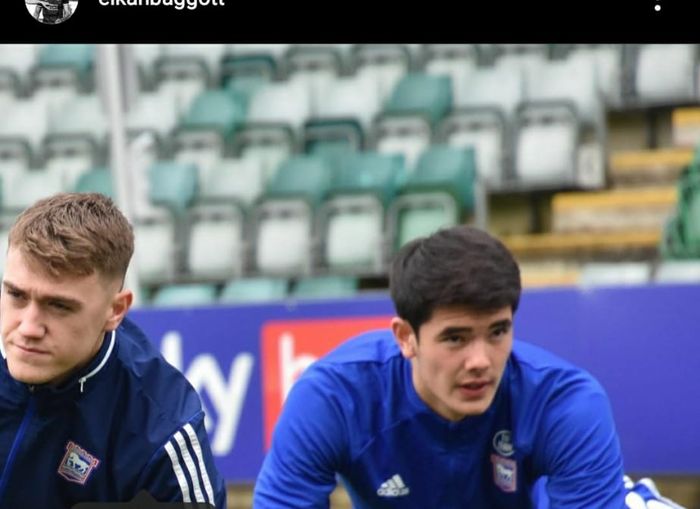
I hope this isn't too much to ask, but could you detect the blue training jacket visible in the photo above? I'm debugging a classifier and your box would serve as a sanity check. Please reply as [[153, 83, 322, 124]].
[[0, 317, 226, 509], [254, 330, 626, 508]]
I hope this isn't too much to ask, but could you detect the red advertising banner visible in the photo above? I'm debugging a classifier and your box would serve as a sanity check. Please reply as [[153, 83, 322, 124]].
[[261, 316, 392, 449]]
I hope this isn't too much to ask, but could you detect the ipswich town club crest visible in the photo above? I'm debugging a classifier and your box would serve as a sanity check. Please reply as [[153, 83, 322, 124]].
[[491, 430, 517, 492], [58, 441, 100, 485]]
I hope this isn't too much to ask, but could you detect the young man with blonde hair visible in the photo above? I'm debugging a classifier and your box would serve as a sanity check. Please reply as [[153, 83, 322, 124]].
[[0, 192, 226, 508]]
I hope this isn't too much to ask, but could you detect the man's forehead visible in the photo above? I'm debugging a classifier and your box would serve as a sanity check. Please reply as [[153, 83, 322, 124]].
[[3, 248, 101, 300], [429, 305, 513, 325]]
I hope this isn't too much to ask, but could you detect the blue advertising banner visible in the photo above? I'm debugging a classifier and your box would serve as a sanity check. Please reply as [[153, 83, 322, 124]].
[[129, 285, 700, 482]]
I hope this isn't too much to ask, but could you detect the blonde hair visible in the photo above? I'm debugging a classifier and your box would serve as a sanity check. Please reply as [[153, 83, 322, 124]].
[[8, 192, 134, 280]]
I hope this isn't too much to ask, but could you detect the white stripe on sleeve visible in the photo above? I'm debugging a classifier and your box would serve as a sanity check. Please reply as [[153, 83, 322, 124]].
[[164, 441, 192, 503], [183, 423, 215, 504], [173, 431, 207, 503]]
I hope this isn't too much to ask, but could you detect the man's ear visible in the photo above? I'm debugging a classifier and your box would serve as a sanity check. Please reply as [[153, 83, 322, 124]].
[[104, 288, 133, 332], [392, 317, 418, 360]]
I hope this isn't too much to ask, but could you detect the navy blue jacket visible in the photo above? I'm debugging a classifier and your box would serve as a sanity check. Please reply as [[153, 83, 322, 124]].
[[0, 317, 226, 509]]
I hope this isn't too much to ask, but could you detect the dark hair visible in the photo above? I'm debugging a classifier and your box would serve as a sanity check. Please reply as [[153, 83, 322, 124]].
[[8, 192, 134, 281], [389, 225, 521, 334]]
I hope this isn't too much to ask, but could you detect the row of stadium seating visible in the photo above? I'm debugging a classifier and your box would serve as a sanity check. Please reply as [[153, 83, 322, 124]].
[[1, 44, 697, 108], [144, 257, 700, 308]]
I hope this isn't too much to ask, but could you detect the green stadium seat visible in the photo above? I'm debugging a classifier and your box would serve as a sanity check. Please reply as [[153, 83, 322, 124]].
[[148, 161, 198, 213], [317, 152, 406, 273], [74, 167, 114, 198], [33, 44, 95, 91], [384, 73, 453, 126], [388, 145, 477, 250], [291, 276, 359, 300], [374, 73, 453, 171], [262, 154, 334, 207], [219, 277, 288, 304], [172, 89, 248, 184], [151, 283, 219, 308], [251, 155, 335, 275]]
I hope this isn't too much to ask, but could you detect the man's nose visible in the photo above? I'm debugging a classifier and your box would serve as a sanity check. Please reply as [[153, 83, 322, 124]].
[[463, 338, 491, 373], [17, 303, 46, 338]]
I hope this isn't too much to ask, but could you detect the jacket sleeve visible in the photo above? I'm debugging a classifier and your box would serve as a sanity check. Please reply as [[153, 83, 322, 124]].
[[136, 411, 227, 509], [532, 374, 626, 508], [253, 367, 348, 508]]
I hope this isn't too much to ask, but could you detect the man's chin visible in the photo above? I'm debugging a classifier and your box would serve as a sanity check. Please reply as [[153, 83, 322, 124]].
[[7, 363, 53, 385]]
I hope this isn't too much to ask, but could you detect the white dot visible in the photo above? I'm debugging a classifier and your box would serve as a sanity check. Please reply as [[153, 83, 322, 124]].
[[654, 4, 660, 10]]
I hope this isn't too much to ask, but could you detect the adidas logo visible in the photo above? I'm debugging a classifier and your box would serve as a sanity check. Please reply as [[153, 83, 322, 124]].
[[377, 474, 410, 497]]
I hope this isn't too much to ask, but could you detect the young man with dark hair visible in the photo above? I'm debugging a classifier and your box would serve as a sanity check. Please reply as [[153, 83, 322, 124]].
[[0, 193, 226, 509], [254, 225, 684, 508]]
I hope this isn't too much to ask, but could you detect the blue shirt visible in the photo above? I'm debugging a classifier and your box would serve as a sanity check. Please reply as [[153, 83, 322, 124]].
[[254, 329, 625, 508], [0, 317, 226, 509]]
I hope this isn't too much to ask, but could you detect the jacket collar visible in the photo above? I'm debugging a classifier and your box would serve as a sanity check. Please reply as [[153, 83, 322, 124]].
[[0, 329, 117, 396]]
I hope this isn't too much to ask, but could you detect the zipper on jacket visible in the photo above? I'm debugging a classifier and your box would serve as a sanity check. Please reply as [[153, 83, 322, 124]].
[[0, 396, 36, 504]]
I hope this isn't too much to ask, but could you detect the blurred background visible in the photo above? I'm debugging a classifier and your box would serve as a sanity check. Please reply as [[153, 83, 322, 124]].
[[0, 43, 698, 507]]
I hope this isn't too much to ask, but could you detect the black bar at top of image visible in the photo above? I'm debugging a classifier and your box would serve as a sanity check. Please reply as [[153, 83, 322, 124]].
[[3, 0, 700, 43]]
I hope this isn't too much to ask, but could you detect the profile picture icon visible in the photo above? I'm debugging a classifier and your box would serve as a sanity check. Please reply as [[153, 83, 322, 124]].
[[25, 0, 77, 24]]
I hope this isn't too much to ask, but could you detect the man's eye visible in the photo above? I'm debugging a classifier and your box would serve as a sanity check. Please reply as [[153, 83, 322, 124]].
[[49, 301, 71, 312]]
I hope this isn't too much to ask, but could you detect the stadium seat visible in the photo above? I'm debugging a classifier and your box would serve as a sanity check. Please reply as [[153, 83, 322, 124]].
[[43, 94, 108, 190], [303, 73, 381, 151], [632, 44, 697, 106], [374, 73, 452, 170], [172, 89, 247, 183], [291, 276, 359, 300], [513, 102, 581, 188], [422, 44, 479, 103], [158, 44, 227, 85], [2, 167, 64, 215], [31, 44, 95, 104], [251, 155, 334, 275], [318, 152, 406, 272], [0, 44, 39, 101], [151, 46, 227, 117], [130, 44, 162, 90], [352, 44, 412, 104], [185, 203, 245, 281], [147, 161, 198, 214], [126, 89, 180, 152], [437, 107, 509, 188], [150, 283, 219, 308], [284, 45, 344, 116], [566, 45, 623, 108], [246, 80, 312, 132], [221, 44, 290, 82], [198, 156, 266, 207], [0, 97, 52, 172], [219, 276, 289, 304], [387, 145, 477, 250], [233, 80, 310, 180], [455, 64, 526, 121], [133, 216, 178, 284], [73, 166, 114, 198]]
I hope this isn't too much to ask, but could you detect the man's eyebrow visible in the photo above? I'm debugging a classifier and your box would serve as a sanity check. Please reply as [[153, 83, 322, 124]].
[[2, 280, 82, 308], [438, 326, 473, 336], [489, 319, 512, 329]]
